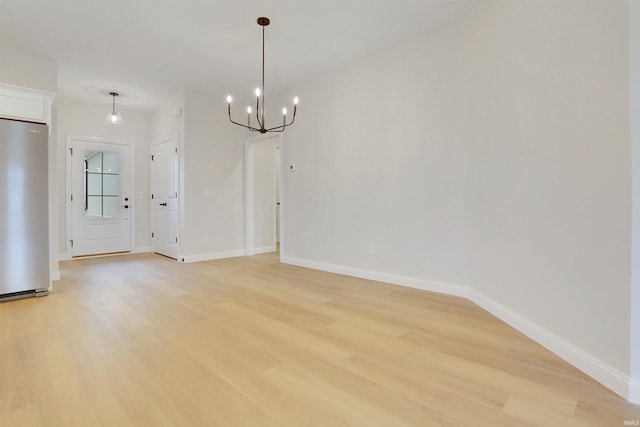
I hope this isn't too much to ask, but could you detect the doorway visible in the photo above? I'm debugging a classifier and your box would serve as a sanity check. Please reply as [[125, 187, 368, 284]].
[[245, 134, 283, 256], [67, 136, 134, 257], [151, 135, 179, 259]]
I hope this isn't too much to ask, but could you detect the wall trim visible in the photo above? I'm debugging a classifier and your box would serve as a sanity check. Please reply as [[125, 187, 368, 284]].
[[181, 249, 246, 263], [630, 378, 640, 404], [281, 255, 469, 298], [281, 255, 636, 403], [466, 288, 631, 402], [58, 252, 71, 261], [629, 0, 640, 406], [133, 246, 151, 254], [254, 246, 277, 255]]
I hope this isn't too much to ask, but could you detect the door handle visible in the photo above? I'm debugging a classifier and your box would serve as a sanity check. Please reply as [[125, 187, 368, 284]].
[[121, 205, 129, 209], [159, 203, 167, 206]]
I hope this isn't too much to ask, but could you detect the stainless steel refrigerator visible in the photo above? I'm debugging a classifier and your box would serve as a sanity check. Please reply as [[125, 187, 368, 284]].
[[0, 118, 49, 302]]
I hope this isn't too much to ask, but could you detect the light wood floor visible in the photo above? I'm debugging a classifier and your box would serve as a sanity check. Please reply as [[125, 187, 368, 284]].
[[1, 253, 639, 426]]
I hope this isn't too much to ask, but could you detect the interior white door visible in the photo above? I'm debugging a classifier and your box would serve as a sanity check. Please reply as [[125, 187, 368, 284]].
[[151, 138, 178, 259], [70, 138, 132, 256]]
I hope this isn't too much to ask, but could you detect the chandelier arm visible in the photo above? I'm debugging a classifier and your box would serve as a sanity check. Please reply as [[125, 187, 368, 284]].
[[265, 114, 296, 132], [228, 113, 261, 132], [263, 126, 286, 133], [265, 121, 293, 132]]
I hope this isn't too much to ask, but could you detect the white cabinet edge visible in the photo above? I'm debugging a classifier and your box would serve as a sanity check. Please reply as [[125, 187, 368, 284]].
[[0, 83, 55, 125]]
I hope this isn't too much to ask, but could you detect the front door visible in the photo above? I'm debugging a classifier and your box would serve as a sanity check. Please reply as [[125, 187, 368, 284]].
[[69, 137, 132, 257], [151, 137, 178, 259]]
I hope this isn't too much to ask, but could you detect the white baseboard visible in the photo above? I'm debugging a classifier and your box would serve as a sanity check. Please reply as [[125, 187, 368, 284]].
[[51, 270, 61, 281], [60, 247, 150, 260], [466, 288, 631, 402], [181, 249, 246, 263], [253, 246, 277, 255], [281, 256, 469, 298], [280, 255, 636, 403], [630, 377, 640, 404]]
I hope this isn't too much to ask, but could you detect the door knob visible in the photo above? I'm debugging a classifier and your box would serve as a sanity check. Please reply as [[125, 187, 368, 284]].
[[122, 205, 129, 209]]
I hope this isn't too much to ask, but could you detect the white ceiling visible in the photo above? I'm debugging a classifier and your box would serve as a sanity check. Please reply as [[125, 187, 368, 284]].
[[0, 0, 472, 111]]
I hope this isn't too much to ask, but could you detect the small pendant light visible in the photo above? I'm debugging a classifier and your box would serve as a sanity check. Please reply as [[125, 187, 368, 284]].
[[105, 91, 124, 127]]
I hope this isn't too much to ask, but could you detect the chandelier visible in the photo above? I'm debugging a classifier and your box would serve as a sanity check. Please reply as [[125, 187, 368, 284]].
[[226, 17, 299, 134]]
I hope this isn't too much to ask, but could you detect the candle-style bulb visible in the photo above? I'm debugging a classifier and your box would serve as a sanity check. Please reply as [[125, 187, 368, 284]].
[[282, 107, 287, 115], [247, 106, 252, 114], [255, 88, 261, 97], [226, 95, 232, 103], [293, 96, 299, 105]]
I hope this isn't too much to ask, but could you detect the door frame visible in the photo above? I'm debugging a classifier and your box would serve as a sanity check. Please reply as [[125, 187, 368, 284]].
[[151, 133, 181, 260], [65, 135, 135, 259], [245, 133, 284, 256]]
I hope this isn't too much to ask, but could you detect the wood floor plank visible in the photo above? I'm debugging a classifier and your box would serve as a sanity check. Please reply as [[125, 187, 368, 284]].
[[0, 252, 638, 426]]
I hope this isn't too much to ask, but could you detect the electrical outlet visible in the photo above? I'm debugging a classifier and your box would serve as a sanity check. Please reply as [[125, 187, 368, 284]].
[[368, 244, 376, 256]]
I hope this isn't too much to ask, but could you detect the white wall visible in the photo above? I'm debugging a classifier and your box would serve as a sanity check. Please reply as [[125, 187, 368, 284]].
[[151, 94, 184, 143], [56, 97, 153, 256], [279, 0, 634, 399], [0, 49, 57, 92], [178, 92, 246, 261], [283, 39, 470, 281], [465, 0, 630, 382], [280, 10, 471, 278]]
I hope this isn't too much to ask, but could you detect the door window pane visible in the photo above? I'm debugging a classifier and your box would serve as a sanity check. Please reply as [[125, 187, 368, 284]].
[[86, 151, 102, 172], [103, 152, 119, 173], [86, 196, 102, 217], [102, 196, 119, 218], [87, 173, 102, 195], [83, 150, 121, 218], [103, 175, 119, 196]]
